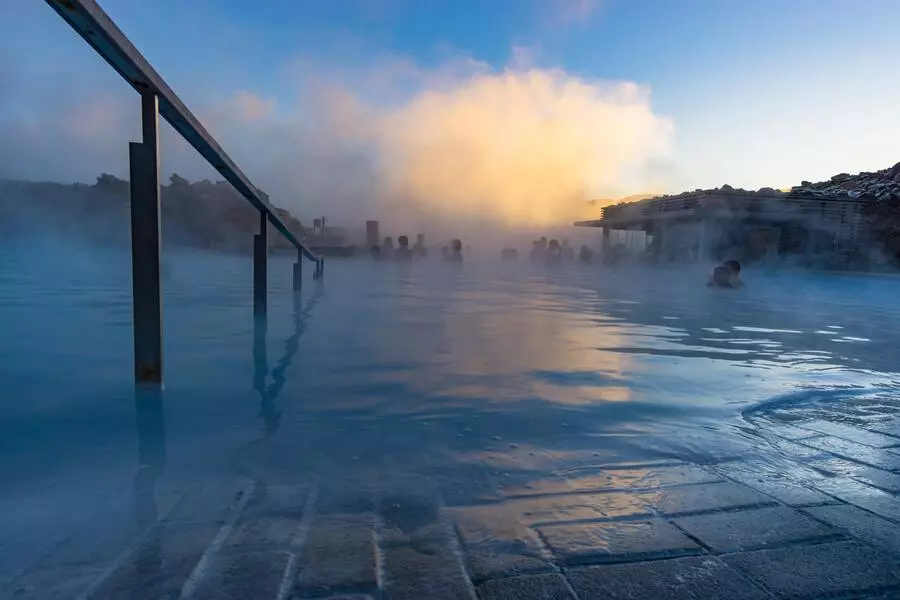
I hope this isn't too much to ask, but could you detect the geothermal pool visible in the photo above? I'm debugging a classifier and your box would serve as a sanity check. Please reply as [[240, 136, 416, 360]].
[[2, 242, 900, 591]]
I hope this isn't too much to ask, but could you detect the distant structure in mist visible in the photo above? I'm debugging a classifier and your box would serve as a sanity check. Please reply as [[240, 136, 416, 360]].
[[577, 186, 873, 269], [366, 221, 380, 248]]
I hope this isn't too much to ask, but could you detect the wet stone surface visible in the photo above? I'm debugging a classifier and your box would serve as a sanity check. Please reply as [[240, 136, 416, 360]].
[[808, 455, 900, 493], [672, 506, 837, 552], [505, 491, 651, 526], [13, 413, 900, 599], [797, 420, 900, 448], [451, 505, 555, 580], [639, 481, 775, 516], [294, 513, 378, 597], [477, 573, 577, 600], [538, 519, 702, 565], [566, 556, 772, 600], [799, 436, 900, 471], [803, 504, 900, 556], [723, 540, 900, 599], [870, 418, 900, 438], [812, 477, 900, 522], [713, 461, 835, 507]]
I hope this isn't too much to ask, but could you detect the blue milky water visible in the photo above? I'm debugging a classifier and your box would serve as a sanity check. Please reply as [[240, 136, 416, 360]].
[[3, 239, 900, 581]]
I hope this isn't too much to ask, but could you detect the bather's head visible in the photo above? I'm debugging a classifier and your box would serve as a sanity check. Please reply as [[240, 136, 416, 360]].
[[451, 239, 462, 254], [724, 259, 741, 274], [398, 235, 409, 248]]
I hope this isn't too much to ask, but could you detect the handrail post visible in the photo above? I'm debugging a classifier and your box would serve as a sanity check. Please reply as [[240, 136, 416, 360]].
[[253, 210, 268, 317], [293, 249, 303, 291], [130, 92, 163, 385]]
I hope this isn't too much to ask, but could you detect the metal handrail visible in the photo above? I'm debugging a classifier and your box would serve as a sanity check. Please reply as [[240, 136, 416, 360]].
[[45, 0, 323, 268]]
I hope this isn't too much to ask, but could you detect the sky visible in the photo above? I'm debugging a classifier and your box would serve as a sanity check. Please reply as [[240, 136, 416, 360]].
[[2, 0, 900, 227]]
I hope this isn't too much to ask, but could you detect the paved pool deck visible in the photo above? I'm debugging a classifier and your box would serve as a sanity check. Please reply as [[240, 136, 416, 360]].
[[9, 400, 900, 600]]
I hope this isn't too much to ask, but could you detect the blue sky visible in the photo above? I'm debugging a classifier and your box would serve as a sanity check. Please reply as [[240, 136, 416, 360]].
[[2, 0, 900, 220]]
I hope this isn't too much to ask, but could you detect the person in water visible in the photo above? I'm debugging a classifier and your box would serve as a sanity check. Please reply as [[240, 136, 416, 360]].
[[370, 244, 381, 259], [396, 235, 412, 260], [579, 245, 594, 262], [412, 234, 428, 259], [382, 236, 395, 259], [547, 239, 562, 263], [708, 259, 743, 288], [445, 238, 463, 262]]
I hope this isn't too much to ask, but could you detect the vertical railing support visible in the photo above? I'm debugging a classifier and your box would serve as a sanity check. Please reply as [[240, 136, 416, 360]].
[[130, 92, 163, 385], [254, 210, 268, 317], [293, 249, 303, 291]]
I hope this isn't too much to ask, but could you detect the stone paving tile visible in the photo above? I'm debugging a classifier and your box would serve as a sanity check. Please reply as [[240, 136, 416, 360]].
[[537, 519, 702, 565], [797, 420, 900, 448], [380, 517, 477, 600], [566, 555, 772, 600], [808, 456, 900, 493], [812, 477, 900, 523], [450, 505, 555, 580], [478, 573, 577, 600], [862, 593, 900, 600], [166, 480, 250, 523], [672, 506, 838, 552], [804, 504, 900, 556], [243, 484, 309, 520], [315, 479, 378, 515], [90, 520, 228, 600], [506, 492, 651, 526], [226, 515, 303, 549], [714, 461, 834, 506], [799, 436, 900, 471], [870, 418, 900, 439], [767, 437, 832, 462], [193, 548, 292, 600], [190, 506, 305, 599], [723, 540, 900, 599], [502, 464, 723, 498], [295, 513, 378, 597], [761, 421, 824, 441], [639, 481, 775, 516]]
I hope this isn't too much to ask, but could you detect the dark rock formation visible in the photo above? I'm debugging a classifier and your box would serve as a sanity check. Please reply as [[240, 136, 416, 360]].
[[791, 162, 900, 201], [0, 173, 307, 252]]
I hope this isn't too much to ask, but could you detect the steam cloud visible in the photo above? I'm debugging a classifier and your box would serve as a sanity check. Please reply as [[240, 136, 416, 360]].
[[367, 68, 672, 228], [1, 47, 674, 234], [223, 58, 674, 235]]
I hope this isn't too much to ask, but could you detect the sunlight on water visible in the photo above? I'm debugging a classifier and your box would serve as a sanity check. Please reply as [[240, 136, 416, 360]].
[[3, 242, 900, 587]]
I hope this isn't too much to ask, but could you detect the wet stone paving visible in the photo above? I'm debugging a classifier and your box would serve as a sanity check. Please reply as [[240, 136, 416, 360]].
[[9, 401, 900, 599]]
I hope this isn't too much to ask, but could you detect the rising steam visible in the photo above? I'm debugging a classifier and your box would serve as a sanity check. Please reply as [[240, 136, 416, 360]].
[[365, 68, 672, 228], [0, 46, 675, 233]]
